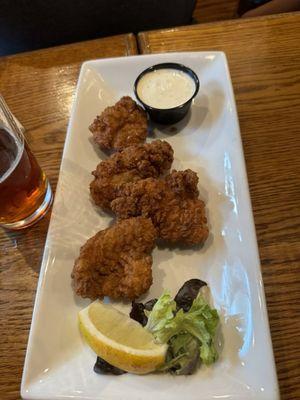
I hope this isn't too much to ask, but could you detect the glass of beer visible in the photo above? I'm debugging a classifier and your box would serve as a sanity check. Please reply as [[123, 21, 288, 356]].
[[0, 95, 53, 229]]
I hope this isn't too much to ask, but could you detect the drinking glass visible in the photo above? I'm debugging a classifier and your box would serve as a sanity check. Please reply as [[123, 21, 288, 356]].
[[0, 95, 53, 229]]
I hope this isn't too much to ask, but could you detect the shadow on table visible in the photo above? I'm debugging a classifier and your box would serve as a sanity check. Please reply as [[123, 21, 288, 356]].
[[2, 211, 52, 275]]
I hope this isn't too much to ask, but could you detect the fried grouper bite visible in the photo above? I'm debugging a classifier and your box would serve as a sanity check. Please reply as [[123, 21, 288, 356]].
[[71, 217, 157, 300]]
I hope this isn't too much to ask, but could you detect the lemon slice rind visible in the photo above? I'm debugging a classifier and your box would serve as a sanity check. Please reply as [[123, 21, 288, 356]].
[[79, 303, 167, 374]]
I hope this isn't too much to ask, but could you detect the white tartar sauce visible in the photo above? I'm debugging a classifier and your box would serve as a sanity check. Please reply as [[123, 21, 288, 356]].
[[137, 68, 196, 109]]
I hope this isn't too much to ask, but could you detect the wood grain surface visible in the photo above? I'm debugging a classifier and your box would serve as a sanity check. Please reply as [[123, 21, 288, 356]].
[[193, 0, 239, 23], [139, 12, 300, 399], [0, 34, 137, 400]]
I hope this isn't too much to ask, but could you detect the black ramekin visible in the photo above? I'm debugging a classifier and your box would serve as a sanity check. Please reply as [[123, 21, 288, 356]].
[[134, 62, 199, 125]]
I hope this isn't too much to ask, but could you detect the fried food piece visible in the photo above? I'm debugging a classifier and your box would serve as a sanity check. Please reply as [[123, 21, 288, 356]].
[[89, 96, 148, 151], [111, 170, 209, 246], [90, 140, 174, 210], [164, 169, 199, 199], [71, 217, 157, 300]]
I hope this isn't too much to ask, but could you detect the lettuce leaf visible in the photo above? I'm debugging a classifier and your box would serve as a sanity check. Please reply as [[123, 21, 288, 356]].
[[145, 292, 176, 333], [146, 293, 219, 366], [160, 333, 200, 375]]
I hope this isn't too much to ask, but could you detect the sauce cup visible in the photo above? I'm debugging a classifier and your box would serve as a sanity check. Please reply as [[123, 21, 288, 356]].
[[134, 62, 199, 125]]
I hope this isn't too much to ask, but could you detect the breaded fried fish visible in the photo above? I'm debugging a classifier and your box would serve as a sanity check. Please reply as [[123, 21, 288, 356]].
[[71, 217, 157, 300], [89, 96, 148, 151], [90, 140, 173, 210], [111, 170, 209, 246]]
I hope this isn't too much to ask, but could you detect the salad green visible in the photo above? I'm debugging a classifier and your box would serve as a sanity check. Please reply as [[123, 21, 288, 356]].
[[145, 290, 220, 374], [94, 279, 220, 376]]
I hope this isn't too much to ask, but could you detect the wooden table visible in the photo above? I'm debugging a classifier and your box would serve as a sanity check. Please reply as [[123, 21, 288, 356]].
[[0, 34, 137, 400], [193, 0, 238, 23], [139, 12, 300, 400]]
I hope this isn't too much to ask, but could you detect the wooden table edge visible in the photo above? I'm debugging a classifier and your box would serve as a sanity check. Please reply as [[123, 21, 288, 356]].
[[123, 32, 138, 56], [138, 11, 300, 54], [0, 32, 138, 62]]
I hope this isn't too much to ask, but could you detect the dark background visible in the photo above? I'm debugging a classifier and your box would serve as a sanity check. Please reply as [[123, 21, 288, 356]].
[[0, 0, 196, 56]]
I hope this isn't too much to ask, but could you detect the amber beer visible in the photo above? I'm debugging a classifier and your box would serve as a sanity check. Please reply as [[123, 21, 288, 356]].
[[0, 127, 52, 229]]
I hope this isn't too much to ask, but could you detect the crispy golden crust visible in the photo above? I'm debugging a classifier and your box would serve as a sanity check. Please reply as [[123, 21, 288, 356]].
[[111, 170, 209, 246], [71, 217, 157, 300], [164, 169, 199, 199], [89, 96, 148, 151], [90, 140, 174, 209]]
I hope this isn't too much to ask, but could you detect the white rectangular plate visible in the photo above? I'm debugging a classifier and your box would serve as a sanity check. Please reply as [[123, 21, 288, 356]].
[[21, 52, 279, 400]]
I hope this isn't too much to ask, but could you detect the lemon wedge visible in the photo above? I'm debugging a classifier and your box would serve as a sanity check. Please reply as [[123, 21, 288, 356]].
[[79, 301, 167, 374]]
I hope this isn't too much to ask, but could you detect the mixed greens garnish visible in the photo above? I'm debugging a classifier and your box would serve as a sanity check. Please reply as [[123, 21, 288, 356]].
[[94, 279, 220, 376]]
